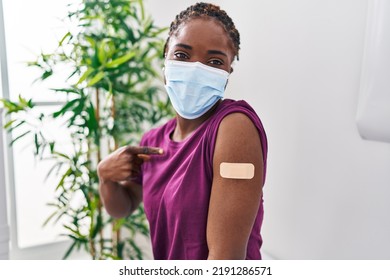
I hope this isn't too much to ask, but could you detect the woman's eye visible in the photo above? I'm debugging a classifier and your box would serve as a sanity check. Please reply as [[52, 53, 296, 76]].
[[208, 59, 223, 65], [174, 52, 189, 59]]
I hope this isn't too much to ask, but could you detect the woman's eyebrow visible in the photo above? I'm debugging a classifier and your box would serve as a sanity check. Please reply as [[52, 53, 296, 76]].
[[207, 50, 228, 57], [174, 43, 192, 50], [174, 44, 227, 57]]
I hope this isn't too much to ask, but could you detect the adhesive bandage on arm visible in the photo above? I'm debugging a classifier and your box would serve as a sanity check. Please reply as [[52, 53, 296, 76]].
[[219, 162, 255, 179]]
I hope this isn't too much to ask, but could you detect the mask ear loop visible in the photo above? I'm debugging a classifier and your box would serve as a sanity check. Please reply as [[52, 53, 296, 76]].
[[224, 59, 236, 90]]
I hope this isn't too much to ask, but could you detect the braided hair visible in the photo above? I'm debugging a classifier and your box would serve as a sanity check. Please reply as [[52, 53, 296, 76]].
[[164, 2, 241, 60]]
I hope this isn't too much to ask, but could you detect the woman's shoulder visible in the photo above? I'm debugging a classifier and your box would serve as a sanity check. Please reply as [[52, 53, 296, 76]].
[[208, 98, 268, 165], [212, 98, 262, 124]]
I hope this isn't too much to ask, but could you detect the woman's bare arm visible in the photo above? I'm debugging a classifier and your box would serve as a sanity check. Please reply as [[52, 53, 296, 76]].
[[207, 113, 264, 259], [97, 146, 162, 219]]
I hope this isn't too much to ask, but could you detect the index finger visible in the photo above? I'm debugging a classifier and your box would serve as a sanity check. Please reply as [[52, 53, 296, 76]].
[[124, 146, 164, 155]]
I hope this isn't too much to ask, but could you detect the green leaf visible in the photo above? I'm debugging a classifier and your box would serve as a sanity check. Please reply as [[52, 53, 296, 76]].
[[128, 239, 142, 260], [9, 131, 31, 146], [3, 119, 17, 130], [42, 210, 59, 227], [91, 212, 103, 239], [105, 51, 135, 68], [138, 0, 145, 20], [0, 97, 34, 114], [49, 142, 55, 153], [34, 133, 40, 155], [119, 19, 135, 43], [51, 88, 81, 94], [84, 36, 96, 49], [87, 71, 105, 86], [64, 224, 83, 237], [63, 240, 77, 260], [52, 99, 79, 118], [113, 218, 126, 231], [55, 167, 72, 191], [52, 151, 70, 160], [76, 68, 94, 86], [98, 38, 116, 65], [58, 32, 71, 46], [41, 70, 53, 80], [45, 161, 63, 181]]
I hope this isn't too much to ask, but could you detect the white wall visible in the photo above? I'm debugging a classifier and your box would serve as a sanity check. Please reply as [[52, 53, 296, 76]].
[[146, 0, 390, 259]]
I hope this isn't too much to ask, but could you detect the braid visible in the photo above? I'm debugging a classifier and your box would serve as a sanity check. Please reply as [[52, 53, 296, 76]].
[[164, 2, 240, 60]]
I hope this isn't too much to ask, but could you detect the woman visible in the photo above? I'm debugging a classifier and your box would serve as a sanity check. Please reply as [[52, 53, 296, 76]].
[[97, 2, 268, 260]]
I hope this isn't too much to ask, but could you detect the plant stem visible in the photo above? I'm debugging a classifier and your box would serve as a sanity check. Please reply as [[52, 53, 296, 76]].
[[94, 88, 105, 258], [89, 231, 96, 259], [110, 94, 120, 258], [111, 95, 119, 150], [112, 220, 118, 257], [95, 88, 101, 162], [85, 136, 97, 260]]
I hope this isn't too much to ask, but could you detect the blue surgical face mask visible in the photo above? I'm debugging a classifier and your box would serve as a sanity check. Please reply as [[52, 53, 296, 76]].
[[164, 60, 230, 119]]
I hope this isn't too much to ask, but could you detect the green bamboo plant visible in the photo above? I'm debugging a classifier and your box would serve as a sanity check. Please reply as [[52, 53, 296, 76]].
[[1, 0, 172, 259]]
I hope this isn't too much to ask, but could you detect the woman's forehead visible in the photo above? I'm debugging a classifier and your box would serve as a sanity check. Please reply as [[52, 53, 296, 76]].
[[170, 17, 234, 51]]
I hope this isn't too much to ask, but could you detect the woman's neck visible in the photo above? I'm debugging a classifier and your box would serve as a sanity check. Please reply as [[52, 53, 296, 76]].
[[171, 100, 222, 142]]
